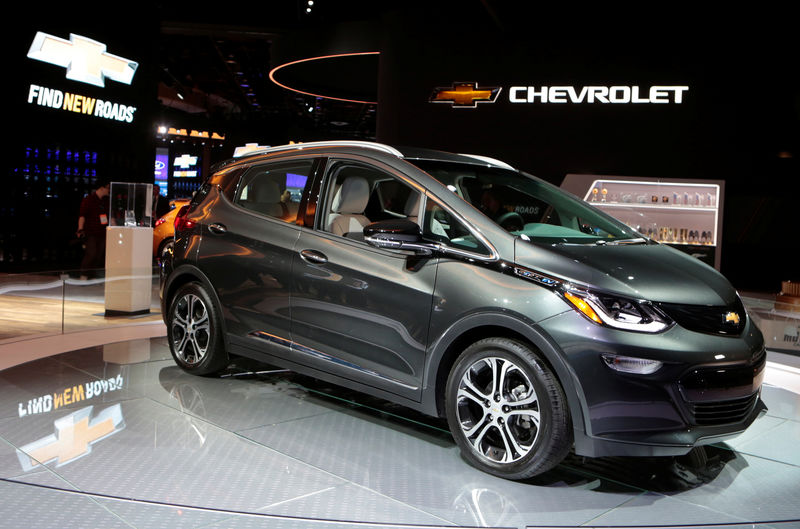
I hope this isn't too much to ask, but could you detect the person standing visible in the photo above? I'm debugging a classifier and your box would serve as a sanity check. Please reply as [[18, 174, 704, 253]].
[[76, 180, 110, 278], [153, 185, 170, 221]]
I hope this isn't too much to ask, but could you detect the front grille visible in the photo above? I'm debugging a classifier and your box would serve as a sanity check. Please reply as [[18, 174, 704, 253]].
[[657, 296, 747, 336], [678, 347, 765, 426], [686, 393, 759, 426]]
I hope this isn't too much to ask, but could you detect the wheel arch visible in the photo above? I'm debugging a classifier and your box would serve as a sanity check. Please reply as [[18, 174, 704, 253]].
[[422, 312, 587, 442]]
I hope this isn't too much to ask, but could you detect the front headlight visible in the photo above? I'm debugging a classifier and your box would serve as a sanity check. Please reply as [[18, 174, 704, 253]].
[[562, 287, 673, 333]]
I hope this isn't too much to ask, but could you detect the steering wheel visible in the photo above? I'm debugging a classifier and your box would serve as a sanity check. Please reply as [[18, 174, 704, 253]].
[[495, 211, 524, 232]]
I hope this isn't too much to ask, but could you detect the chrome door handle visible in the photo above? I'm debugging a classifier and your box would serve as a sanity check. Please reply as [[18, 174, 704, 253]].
[[208, 223, 227, 234], [300, 249, 328, 264]]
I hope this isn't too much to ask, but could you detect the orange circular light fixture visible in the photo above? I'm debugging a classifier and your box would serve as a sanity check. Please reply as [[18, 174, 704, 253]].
[[268, 51, 380, 104]]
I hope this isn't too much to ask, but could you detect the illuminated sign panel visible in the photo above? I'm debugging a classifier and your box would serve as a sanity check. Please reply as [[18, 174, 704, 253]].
[[27, 31, 138, 87], [24, 31, 140, 124], [430, 82, 502, 108], [173, 154, 199, 178], [508, 85, 689, 104], [155, 150, 169, 177], [154, 148, 169, 195], [430, 83, 689, 107], [27, 83, 137, 122], [160, 127, 226, 140]]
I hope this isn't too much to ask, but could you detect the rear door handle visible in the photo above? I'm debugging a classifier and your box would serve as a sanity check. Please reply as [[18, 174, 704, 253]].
[[300, 249, 328, 264], [208, 223, 227, 234]]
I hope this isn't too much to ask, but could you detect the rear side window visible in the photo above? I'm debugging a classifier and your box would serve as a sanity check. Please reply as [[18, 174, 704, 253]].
[[211, 166, 245, 202], [235, 160, 314, 223]]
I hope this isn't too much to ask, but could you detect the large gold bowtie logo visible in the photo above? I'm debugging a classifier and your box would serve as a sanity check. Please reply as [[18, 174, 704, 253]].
[[27, 32, 138, 87], [16, 404, 124, 472], [430, 82, 502, 108]]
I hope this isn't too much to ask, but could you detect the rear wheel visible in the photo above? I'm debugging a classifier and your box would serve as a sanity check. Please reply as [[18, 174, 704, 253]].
[[445, 337, 572, 479], [167, 282, 228, 375]]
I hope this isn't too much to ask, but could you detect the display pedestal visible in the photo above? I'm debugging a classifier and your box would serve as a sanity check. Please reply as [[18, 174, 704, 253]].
[[104, 226, 153, 317]]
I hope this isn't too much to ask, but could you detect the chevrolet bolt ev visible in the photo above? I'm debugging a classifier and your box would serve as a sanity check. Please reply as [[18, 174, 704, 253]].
[[161, 141, 766, 479]]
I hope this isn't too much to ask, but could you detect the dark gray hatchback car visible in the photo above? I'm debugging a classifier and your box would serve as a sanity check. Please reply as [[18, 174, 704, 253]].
[[161, 141, 766, 479]]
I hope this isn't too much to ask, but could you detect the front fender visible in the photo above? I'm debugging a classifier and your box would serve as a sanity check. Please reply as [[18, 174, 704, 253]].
[[420, 310, 588, 444]]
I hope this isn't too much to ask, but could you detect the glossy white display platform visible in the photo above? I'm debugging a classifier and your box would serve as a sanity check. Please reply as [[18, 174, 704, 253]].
[[1, 336, 799, 528]]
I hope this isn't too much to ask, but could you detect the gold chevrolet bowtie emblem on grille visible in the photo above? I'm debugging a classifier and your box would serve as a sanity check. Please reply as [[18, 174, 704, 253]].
[[724, 312, 741, 325], [16, 405, 124, 472], [430, 82, 502, 108]]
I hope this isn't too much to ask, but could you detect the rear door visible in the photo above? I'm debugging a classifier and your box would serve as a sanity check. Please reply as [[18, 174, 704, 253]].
[[197, 156, 319, 349]]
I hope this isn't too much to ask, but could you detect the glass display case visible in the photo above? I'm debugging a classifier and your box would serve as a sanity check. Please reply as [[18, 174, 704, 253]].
[[561, 174, 724, 269], [105, 182, 154, 316], [109, 182, 154, 227]]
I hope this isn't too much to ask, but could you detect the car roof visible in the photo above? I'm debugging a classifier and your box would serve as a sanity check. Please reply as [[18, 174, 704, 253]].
[[212, 141, 515, 173]]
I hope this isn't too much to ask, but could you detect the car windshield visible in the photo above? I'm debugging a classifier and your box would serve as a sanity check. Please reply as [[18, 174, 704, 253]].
[[410, 159, 644, 245]]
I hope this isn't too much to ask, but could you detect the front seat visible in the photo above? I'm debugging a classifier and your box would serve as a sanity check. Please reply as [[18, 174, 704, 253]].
[[405, 191, 448, 240], [328, 176, 371, 237]]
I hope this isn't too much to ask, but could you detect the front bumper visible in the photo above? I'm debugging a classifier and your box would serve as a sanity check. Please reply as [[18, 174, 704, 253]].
[[537, 310, 767, 458]]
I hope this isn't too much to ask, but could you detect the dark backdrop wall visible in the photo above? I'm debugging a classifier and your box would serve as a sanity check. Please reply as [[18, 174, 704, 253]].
[[5, 7, 159, 270], [375, 8, 799, 292]]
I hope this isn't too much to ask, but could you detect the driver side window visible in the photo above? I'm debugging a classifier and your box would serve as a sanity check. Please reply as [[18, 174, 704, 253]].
[[321, 161, 422, 240]]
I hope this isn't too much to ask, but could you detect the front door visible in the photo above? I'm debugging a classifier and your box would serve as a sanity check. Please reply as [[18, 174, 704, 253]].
[[289, 159, 437, 400]]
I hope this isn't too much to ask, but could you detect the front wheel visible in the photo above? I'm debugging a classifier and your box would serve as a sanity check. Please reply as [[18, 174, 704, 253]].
[[445, 337, 572, 479], [167, 282, 228, 375]]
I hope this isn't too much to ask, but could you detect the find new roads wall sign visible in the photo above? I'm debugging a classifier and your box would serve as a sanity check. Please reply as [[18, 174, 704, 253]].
[[25, 31, 140, 123]]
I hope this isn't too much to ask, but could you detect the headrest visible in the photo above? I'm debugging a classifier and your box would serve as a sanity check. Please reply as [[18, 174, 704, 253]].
[[404, 192, 421, 217], [332, 176, 370, 214], [253, 179, 281, 203]]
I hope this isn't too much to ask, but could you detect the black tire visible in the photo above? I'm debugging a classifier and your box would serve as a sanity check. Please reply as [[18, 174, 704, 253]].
[[445, 337, 572, 479], [167, 282, 228, 376]]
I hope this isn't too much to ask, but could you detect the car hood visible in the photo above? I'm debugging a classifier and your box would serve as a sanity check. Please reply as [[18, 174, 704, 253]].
[[514, 239, 737, 306]]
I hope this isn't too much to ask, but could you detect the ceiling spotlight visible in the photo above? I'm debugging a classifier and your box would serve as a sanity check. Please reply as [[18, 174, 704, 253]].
[[306, 7, 312, 13]]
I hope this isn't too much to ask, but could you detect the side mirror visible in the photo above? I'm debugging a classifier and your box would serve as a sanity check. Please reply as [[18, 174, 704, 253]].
[[364, 219, 437, 254]]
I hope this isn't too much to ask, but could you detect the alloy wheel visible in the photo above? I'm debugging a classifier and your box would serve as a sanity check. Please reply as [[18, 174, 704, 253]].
[[456, 356, 540, 464], [171, 293, 211, 365]]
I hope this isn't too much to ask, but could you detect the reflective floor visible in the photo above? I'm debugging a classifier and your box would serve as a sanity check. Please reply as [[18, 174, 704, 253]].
[[1, 338, 799, 529]]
